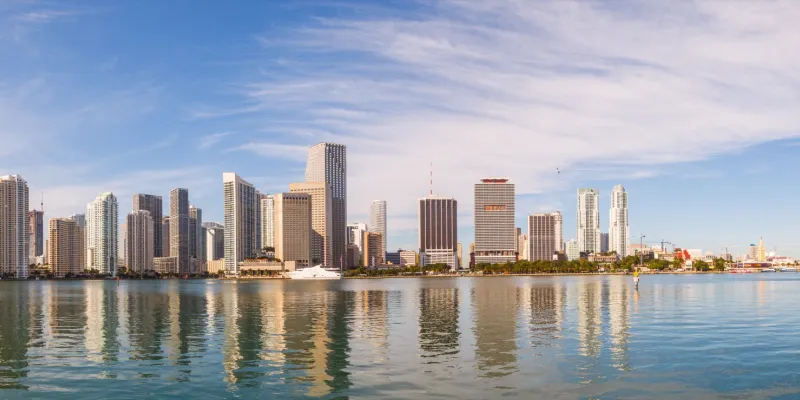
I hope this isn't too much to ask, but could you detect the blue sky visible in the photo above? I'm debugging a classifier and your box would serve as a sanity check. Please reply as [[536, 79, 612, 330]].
[[2, 0, 800, 257]]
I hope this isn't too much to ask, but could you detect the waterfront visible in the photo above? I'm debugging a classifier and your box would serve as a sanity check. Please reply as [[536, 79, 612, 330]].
[[2, 275, 800, 399]]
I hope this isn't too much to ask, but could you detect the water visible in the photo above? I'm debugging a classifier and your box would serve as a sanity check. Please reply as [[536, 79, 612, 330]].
[[2, 275, 800, 399]]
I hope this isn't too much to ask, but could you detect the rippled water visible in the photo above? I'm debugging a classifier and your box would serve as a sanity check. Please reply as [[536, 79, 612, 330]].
[[2, 275, 800, 399]]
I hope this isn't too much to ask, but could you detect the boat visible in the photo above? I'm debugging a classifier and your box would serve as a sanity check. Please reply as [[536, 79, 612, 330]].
[[778, 267, 798, 272], [287, 265, 342, 280], [761, 268, 777, 273]]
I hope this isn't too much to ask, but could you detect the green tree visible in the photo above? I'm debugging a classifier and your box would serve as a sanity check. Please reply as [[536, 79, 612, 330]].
[[671, 257, 683, 270], [713, 257, 727, 271], [694, 259, 711, 271]]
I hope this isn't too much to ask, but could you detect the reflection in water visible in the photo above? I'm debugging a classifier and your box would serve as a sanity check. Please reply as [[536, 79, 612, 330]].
[[473, 282, 518, 378], [5, 276, 796, 399], [419, 287, 459, 361], [578, 279, 603, 358]]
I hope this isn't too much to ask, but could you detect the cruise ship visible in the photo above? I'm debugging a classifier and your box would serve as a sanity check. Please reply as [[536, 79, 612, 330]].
[[287, 265, 343, 280]]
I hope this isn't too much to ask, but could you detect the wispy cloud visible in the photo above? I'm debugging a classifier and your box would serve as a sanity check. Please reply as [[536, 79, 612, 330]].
[[14, 10, 77, 22], [227, 142, 309, 162], [209, 0, 800, 228], [199, 131, 233, 149]]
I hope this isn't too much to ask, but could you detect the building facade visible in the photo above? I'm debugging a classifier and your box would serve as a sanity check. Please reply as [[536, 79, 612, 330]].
[[362, 231, 384, 267], [528, 213, 557, 262], [223, 173, 258, 275], [274, 192, 312, 266], [290, 182, 332, 266], [86, 192, 118, 275], [577, 188, 601, 254], [29, 209, 44, 260], [169, 188, 190, 274], [189, 205, 203, 267], [260, 194, 274, 249], [518, 233, 529, 261], [203, 222, 225, 261], [400, 250, 417, 266], [566, 239, 580, 261], [305, 143, 347, 272], [474, 178, 516, 264], [153, 256, 178, 275], [0, 175, 29, 278], [347, 222, 368, 253], [370, 200, 387, 257], [161, 216, 170, 258], [600, 233, 609, 253], [551, 211, 563, 252], [418, 196, 458, 268], [48, 218, 84, 277], [126, 210, 154, 274], [132, 194, 163, 257], [609, 184, 629, 257]]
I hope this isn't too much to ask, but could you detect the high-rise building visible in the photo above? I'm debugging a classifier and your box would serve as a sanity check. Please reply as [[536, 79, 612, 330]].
[[551, 211, 563, 253], [290, 182, 332, 266], [609, 184, 629, 257], [418, 196, 458, 268], [189, 205, 203, 266], [132, 194, 163, 257], [29, 209, 44, 259], [255, 190, 262, 253], [69, 213, 86, 229], [566, 239, 580, 261], [119, 222, 127, 268], [362, 231, 384, 267], [515, 227, 522, 255], [126, 210, 154, 274], [370, 200, 387, 257], [305, 143, 346, 271], [457, 242, 463, 268], [577, 188, 600, 254], [86, 192, 118, 276], [345, 244, 360, 268], [474, 178, 516, 264], [528, 213, 557, 261], [347, 222, 368, 251], [223, 173, 258, 275], [203, 222, 225, 261], [274, 192, 312, 266], [600, 233, 609, 253], [260, 194, 275, 249], [161, 216, 170, 258], [169, 188, 190, 274], [48, 218, 84, 277], [0, 175, 29, 278], [518, 234, 529, 261]]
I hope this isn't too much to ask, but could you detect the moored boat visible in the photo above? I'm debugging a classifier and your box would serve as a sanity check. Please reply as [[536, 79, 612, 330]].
[[761, 268, 776, 273], [287, 265, 343, 280]]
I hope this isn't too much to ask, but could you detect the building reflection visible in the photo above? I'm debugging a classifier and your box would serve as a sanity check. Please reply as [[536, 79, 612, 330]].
[[473, 282, 518, 378], [259, 288, 285, 367], [221, 282, 241, 385], [522, 283, 565, 349], [353, 290, 390, 363], [577, 279, 602, 358], [419, 287, 460, 361], [127, 283, 170, 364], [607, 278, 630, 371], [0, 285, 34, 389]]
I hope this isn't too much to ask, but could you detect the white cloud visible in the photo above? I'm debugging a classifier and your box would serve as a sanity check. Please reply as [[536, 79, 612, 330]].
[[214, 0, 800, 244], [199, 131, 233, 149]]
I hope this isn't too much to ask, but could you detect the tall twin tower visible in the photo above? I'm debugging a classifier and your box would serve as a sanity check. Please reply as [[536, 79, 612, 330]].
[[577, 184, 629, 257], [223, 142, 347, 275]]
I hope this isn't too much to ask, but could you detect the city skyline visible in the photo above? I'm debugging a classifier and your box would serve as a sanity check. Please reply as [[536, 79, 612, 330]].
[[4, 2, 800, 258]]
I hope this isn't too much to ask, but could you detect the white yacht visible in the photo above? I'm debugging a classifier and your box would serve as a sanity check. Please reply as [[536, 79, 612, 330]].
[[287, 265, 343, 280]]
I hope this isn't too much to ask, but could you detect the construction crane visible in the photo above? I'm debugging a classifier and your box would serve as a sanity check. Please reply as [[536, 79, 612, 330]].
[[661, 239, 674, 253]]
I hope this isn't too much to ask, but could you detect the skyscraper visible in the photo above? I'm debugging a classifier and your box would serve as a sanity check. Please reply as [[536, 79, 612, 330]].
[[161, 216, 170, 257], [577, 188, 600, 254], [290, 182, 332, 266], [260, 194, 275, 249], [223, 173, 258, 275], [551, 211, 563, 253], [0, 175, 29, 278], [132, 194, 163, 257], [474, 178, 516, 264], [528, 213, 557, 261], [170, 188, 190, 274], [29, 210, 44, 259], [274, 192, 312, 266], [189, 205, 203, 264], [418, 196, 458, 268], [609, 185, 629, 257], [49, 218, 84, 277], [305, 143, 346, 269], [600, 233, 609, 254], [370, 200, 387, 257], [203, 222, 225, 261], [126, 210, 154, 274], [86, 192, 118, 276], [362, 231, 384, 267]]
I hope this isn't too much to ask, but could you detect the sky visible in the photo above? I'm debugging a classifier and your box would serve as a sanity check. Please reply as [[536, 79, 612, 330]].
[[2, 0, 800, 258]]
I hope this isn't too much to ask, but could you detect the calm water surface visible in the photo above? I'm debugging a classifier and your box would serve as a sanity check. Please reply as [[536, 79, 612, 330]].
[[2, 275, 800, 399]]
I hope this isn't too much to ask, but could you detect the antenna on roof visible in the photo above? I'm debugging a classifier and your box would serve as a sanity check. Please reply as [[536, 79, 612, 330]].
[[41, 191, 44, 212], [430, 162, 433, 196]]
